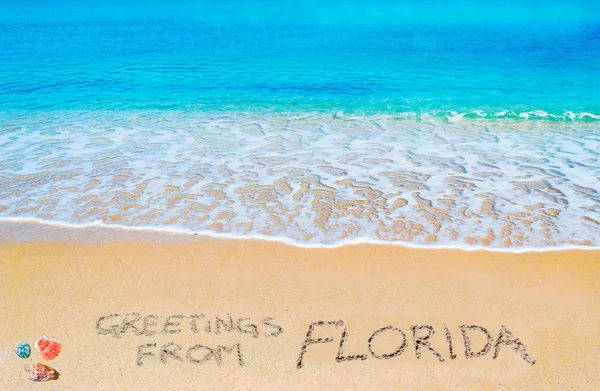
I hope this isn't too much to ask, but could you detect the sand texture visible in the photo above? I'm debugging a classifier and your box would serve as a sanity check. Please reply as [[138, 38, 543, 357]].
[[0, 225, 599, 390]]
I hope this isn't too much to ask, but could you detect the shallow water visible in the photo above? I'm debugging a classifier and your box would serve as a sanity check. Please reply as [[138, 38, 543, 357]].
[[1, 2, 600, 114], [1, 111, 599, 247], [0, 1, 599, 248]]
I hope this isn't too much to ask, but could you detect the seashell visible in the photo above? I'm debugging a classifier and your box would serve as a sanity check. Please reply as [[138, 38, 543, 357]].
[[35, 335, 62, 361], [14, 342, 31, 359], [25, 363, 59, 381]]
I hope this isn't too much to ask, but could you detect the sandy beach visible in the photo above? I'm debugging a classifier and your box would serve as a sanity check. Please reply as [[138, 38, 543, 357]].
[[0, 222, 598, 390], [2, 1, 600, 389]]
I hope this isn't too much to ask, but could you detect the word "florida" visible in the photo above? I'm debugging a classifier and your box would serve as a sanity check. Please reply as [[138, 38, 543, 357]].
[[296, 321, 535, 368]]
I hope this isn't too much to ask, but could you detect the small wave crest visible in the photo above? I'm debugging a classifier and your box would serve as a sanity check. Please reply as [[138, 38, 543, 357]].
[[389, 110, 600, 123]]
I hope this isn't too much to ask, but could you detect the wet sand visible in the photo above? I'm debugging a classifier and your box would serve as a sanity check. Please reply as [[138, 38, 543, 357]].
[[0, 223, 599, 390]]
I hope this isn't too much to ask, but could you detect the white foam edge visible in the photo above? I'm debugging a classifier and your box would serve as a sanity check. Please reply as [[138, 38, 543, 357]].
[[0, 217, 597, 253]]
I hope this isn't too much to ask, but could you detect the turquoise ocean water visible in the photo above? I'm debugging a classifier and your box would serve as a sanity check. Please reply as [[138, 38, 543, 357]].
[[1, 1, 599, 248]]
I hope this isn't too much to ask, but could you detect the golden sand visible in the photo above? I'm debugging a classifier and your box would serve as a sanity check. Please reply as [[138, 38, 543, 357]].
[[0, 226, 599, 390]]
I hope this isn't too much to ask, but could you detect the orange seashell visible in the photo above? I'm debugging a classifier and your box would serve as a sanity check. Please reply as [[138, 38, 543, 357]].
[[35, 335, 62, 361], [25, 363, 59, 381]]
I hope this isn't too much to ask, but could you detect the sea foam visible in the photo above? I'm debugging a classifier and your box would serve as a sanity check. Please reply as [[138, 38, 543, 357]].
[[1, 110, 599, 248]]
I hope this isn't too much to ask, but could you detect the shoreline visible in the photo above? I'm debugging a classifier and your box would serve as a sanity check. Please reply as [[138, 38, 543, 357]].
[[1, 218, 598, 253], [1, 228, 599, 389], [3, 110, 599, 249]]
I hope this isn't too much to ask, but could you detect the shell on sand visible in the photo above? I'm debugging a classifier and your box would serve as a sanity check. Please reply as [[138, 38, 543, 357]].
[[25, 363, 58, 381], [14, 342, 31, 359], [35, 335, 62, 361]]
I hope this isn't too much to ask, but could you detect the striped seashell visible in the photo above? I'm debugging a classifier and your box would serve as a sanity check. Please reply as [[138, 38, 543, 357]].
[[35, 335, 62, 361], [15, 342, 31, 359], [25, 363, 59, 381]]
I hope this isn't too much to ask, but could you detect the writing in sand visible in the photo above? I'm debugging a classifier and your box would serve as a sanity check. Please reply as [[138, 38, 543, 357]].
[[96, 313, 535, 368], [297, 320, 536, 368], [95, 312, 283, 366]]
